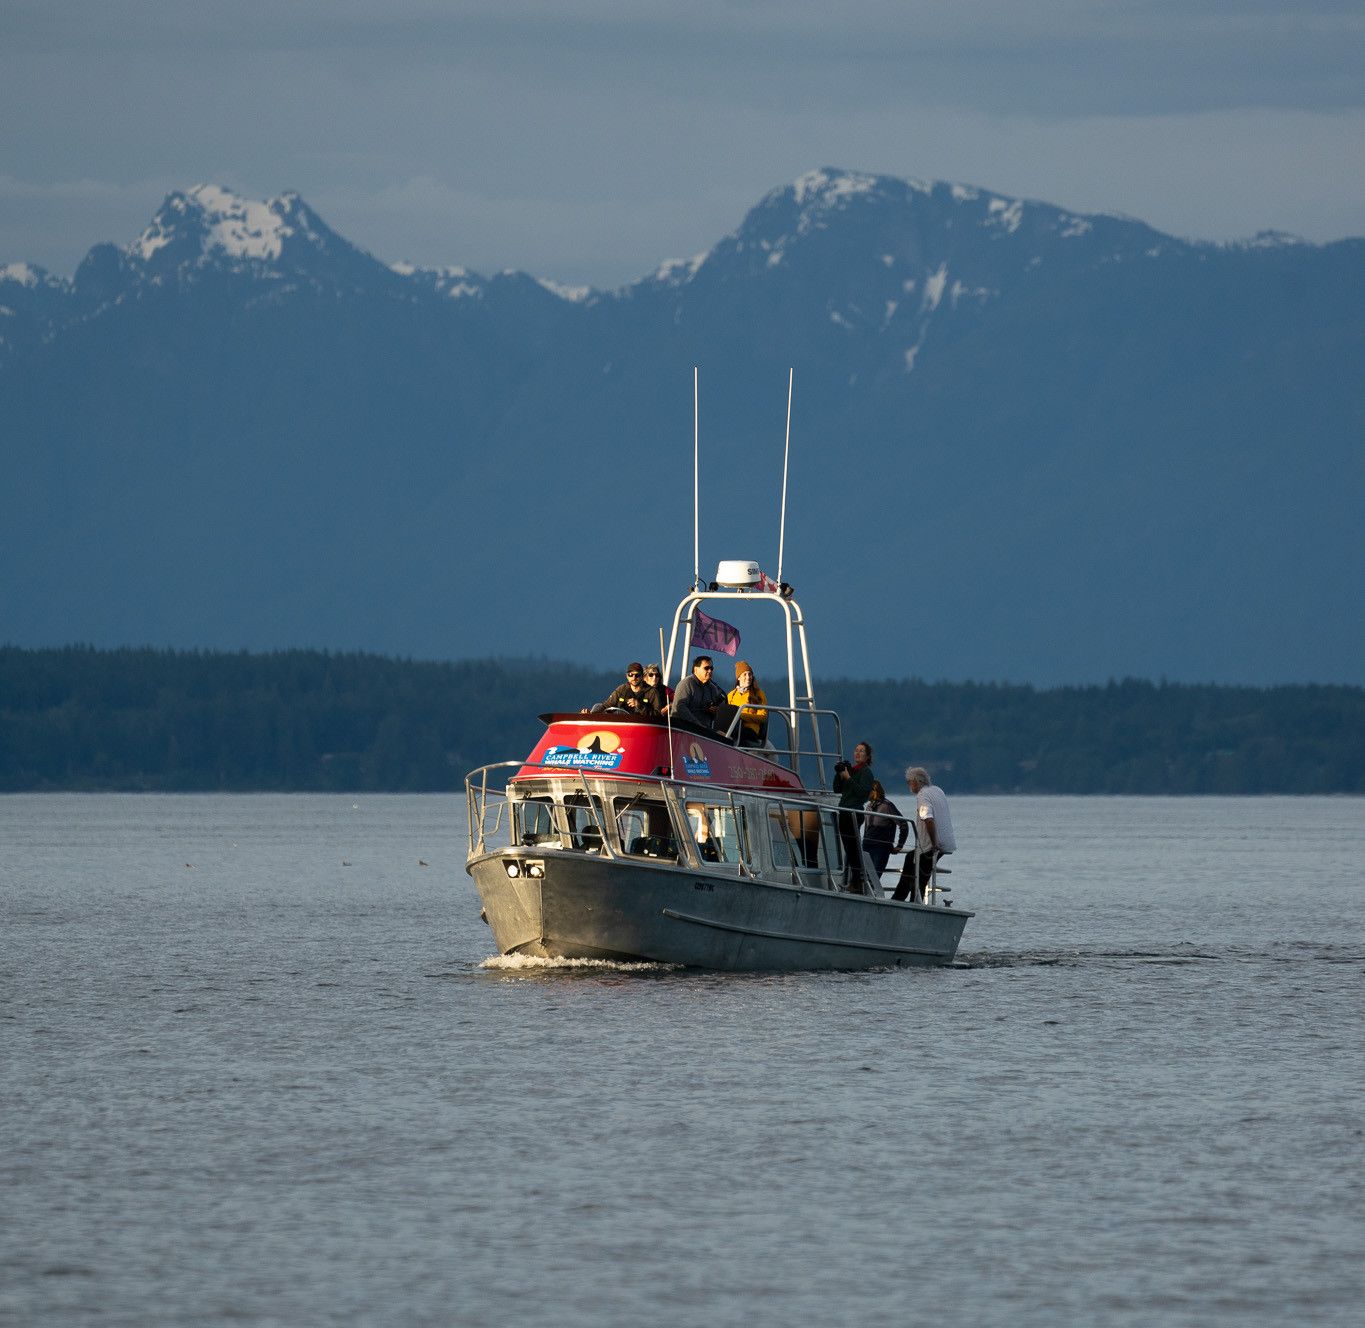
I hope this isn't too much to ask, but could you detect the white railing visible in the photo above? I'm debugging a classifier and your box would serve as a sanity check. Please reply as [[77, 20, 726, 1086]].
[[465, 759, 958, 907]]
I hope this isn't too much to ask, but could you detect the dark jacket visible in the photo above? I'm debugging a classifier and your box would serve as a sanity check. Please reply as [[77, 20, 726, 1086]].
[[863, 797, 909, 850], [598, 682, 662, 715], [672, 673, 726, 728], [834, 760, 875, 810]]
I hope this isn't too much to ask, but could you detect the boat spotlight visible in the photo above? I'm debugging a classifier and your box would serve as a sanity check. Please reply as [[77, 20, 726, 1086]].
[[526, 861, 545, 878], [504, 861, 521, 878]]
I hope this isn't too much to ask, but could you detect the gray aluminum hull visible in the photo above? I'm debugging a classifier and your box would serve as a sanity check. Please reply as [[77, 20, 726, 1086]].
[[469, 850, 970, 970]]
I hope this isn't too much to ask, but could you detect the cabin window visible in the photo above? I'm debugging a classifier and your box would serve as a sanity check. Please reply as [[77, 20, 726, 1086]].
[[562, 793, 608, 852], [816, 809, 843, 874], [686, 802, 750, 866], [515, 797, 558, 847], [614, 795, 678, 861], [767, 808, 795, 870]]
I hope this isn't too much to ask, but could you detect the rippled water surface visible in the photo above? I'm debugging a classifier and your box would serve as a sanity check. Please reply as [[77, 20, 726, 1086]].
[[3, 794, 1362, 1326]]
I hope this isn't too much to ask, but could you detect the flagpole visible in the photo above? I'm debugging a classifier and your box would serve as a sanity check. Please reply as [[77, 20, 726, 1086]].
[[661, 625, 675, 778], [777, 367, 793, 585]]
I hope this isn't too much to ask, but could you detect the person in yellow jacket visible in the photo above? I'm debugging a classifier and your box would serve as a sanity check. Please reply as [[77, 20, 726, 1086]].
[[727, 660, 768, 746]]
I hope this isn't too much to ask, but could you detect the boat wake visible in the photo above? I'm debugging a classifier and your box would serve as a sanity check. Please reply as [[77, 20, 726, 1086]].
[[956, 942, 1360, 969], [479, 953, 682, 974]]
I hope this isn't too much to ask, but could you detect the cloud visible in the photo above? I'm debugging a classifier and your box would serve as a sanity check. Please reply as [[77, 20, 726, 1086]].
[[1, 2, 1361, 279]]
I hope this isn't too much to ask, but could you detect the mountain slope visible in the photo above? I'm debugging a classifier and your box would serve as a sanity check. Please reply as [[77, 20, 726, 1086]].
[[2, 170, 1361, 684]]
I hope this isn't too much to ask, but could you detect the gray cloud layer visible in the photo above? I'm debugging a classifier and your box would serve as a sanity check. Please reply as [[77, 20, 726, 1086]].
[[3, 1, 1362, 282]]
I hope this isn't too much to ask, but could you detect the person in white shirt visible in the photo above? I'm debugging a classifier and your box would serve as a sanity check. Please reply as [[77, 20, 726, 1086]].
[[891, 766, 957, 903]]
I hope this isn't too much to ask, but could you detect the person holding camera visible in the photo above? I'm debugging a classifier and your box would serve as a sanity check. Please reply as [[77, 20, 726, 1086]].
[[833, 741, 875, 890]]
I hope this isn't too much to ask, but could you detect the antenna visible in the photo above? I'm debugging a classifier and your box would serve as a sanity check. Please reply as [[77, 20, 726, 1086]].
[[777, 367, 794, 585], [693, 366, 700, 589]]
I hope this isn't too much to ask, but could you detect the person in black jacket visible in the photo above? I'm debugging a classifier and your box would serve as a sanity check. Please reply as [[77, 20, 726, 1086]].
[[862, 779, 909, 880], [833, 741, 875, 889], [585, 663, 662, 715]]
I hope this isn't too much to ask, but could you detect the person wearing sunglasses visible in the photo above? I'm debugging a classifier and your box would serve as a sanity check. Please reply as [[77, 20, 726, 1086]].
[[670, 655, 726, 730], [641, 664, 672, 709], [584, 662, 663, 715]]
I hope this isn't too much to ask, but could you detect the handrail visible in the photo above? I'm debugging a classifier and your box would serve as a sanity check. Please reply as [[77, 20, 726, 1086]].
[[465, 757, 960, 908], [466, 758, 847, 881]]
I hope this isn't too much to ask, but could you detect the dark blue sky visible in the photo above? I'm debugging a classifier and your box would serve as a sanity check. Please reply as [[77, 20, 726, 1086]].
[[3, 0, 1362, 284]]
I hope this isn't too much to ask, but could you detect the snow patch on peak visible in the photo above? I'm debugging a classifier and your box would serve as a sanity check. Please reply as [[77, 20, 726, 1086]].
[[791, 168, 879, 208], [655, 251, 708, 283], [1059, 215, 1093, 239], [986, 198, 1023, 233], [133, 183, 325, 266], [922, 263, 948, 312], [536, 277, 592, 303], [951, 184, 980, 203], [187, 184, 289, 260], [0, 261, 45, 287]]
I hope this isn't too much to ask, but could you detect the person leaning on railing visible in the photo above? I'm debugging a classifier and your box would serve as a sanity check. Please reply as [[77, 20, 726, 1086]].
[[891, 766, 957, 903], [862, 779, 909, 879]]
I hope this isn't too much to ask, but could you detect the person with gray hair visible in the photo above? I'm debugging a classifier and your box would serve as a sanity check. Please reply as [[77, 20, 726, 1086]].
[[891, 766, 957, 903]]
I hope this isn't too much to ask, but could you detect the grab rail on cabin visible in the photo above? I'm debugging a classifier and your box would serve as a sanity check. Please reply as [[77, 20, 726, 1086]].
[[466, 759, 871, 895], [467, 760, 616, 862], [468, 760, 961, 906], [715, 704, 843, 789]]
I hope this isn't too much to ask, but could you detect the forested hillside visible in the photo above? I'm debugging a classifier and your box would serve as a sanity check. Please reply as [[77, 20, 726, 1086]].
[[2, 646, 1360, 794]]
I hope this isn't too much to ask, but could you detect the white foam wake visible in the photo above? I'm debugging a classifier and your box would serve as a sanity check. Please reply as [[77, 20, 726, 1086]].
[[479, 953, 678, 973]]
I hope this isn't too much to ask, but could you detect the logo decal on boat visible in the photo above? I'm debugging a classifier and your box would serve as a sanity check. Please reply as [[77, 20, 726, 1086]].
[[542, 731, 625, 771], [681, 740, 712, 779]]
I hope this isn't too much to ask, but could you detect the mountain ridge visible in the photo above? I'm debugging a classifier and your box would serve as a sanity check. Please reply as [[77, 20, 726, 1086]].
[[2, 169, 1361, 686]]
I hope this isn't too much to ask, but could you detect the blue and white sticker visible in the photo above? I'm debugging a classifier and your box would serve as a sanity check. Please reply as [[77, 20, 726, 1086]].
[[542, 745, 624, 772]]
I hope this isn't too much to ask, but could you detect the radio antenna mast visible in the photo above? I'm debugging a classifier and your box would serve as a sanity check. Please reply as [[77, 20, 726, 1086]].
[[777, 367, 794, 585], [692, 366, 700, 589]]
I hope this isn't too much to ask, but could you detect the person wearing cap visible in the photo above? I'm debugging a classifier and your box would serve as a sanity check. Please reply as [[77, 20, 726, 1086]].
[[726, 660, 768, 746], [585, 663, 662, 715]]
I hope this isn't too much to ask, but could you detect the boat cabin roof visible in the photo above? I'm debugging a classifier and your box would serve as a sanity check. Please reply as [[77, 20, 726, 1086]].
[[515, 713, 807, 793]]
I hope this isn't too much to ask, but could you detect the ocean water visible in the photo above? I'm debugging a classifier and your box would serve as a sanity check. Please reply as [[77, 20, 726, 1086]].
[[2, 793, 1361, 1327]]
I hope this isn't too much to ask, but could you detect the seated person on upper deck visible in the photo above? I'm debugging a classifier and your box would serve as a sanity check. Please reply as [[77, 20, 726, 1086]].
[[584, 661, 663, 716], [726, 660, 768, 746], [670, 655, 726, 729]]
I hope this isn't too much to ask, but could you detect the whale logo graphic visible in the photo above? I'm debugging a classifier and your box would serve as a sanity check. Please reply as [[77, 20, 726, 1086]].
[[542, 730, 625, 771], [681, 739, 712, 779]]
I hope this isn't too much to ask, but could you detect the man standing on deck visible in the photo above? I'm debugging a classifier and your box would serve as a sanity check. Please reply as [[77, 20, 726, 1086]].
[[892, 766, 957, 903], [671, 656, 726, 729]]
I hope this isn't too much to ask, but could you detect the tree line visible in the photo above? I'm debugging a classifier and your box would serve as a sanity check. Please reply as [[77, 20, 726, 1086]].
[[1, 645, 1361, 794]]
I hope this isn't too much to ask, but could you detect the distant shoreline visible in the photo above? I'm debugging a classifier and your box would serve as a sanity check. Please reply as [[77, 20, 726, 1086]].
[[3, 646, 1361, 795]]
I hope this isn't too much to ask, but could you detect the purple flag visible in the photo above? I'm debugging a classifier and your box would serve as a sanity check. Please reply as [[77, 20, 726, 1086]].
[[693, 608, 740, 657]]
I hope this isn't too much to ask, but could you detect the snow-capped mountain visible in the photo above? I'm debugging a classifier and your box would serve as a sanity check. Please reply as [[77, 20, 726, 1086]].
[[1, 170, 1360, 685]]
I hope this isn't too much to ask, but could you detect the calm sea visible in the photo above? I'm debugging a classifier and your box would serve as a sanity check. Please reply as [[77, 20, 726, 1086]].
[[2, 794, 1362, 1327]]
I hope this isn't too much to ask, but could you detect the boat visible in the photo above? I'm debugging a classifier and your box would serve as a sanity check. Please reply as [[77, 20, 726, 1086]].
[[464, 562, 973, 970]]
